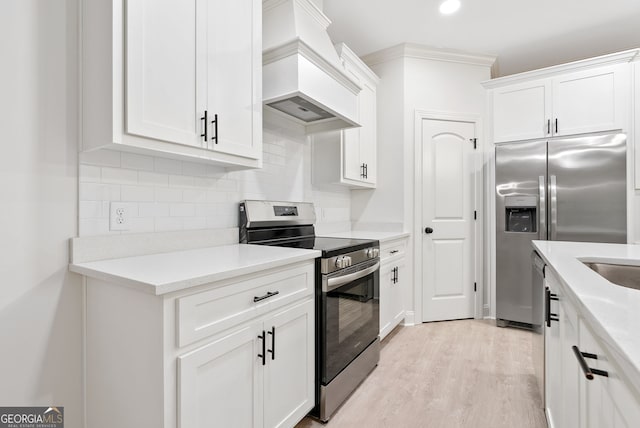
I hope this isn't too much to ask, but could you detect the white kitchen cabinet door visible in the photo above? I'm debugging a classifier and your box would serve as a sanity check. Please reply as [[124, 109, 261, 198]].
[[492, 79, 552, 143], [205, 0, 262, 160], [390, 260, 405, 327], [552, 64, 629, 137], [263, 299, 315, 428], [379, 261, 393, 340], [357, 79, 378, 184], [560, 291, 580, 428], [310, 43, 378, 189], [579, 319, 640, 428], [380, 258, 405, 341], [177, 322, 263, 428], [545, 282, 562, 428], [125, 0, 204, 148]]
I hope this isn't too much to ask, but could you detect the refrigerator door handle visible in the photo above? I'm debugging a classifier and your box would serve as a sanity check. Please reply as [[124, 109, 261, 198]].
[[550, 175, 558, 240], [539, 176, 547, 240]]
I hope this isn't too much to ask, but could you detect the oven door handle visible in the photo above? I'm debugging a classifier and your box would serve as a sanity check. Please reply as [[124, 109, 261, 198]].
[[324, 262, 380, 292]]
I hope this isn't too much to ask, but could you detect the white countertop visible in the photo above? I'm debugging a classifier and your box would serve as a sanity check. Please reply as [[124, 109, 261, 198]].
[[532, 240, 640, 392], [70, 244, 320, 296], [320, 230, 410, 243]]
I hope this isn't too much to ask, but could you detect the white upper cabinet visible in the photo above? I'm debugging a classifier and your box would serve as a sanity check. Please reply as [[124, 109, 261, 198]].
[[82, 0, 262, 168], [552, 64, 628, 137], [204, 0, 262, 160], [493, 79, 551, 143], [125, 0, 203, 147], [312, 44, 379, 189], [487, 50, 637, 144]]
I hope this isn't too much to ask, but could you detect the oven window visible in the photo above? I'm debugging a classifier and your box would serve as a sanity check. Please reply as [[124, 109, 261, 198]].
[[322, 269, 379, 384]]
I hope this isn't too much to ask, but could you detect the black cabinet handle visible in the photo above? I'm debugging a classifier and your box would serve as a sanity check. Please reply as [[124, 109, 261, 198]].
[[253, 291, 279, 303], [393, 266, 399, 284], [364, 163, 368, 179], [211, 113, 218, 144], [547, 119, 550, 134], [425, 227, 434, 234], [360, 163, 365, 178], [201, 110, 208, 142], [555, 118, 558, 134], [258, 331, 266, 366], [267, 326, 275, 360], [390, 250, 399, 254], [545, 287, 559, 327], [572, 345, 608, 380]]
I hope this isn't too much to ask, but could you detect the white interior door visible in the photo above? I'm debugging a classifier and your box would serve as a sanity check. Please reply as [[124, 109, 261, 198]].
[[421, 119, 476, 322]]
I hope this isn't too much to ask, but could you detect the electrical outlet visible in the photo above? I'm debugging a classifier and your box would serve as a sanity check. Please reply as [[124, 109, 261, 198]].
[[110, 202, 130, 231]]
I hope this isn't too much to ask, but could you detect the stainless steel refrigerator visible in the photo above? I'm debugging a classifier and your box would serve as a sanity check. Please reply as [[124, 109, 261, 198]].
[[495, 133, 627, 326]]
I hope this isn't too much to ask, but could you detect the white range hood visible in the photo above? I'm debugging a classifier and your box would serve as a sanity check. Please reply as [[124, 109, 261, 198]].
[[262, 0, 361, 134]]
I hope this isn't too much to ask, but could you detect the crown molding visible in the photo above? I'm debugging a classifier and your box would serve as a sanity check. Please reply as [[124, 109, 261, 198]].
[[362, 43, 497, 68], [482, 48, 640, 89], [334, 42, 380, 85]]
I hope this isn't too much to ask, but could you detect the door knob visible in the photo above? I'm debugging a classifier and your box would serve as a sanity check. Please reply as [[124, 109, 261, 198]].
[[425, 227, 434, 234]]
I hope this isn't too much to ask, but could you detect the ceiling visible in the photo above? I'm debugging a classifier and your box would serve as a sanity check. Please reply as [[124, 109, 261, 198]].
[[322, 0, 640, 76]]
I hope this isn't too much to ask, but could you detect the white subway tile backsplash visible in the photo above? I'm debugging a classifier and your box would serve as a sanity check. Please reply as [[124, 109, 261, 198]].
[[154, 158, 182, 174], [80, 149, 121, 167], [102, 167, 138, 184], [155, 217, 183, 231], [183, 188, 207, 203], [183, 216, 207, 230], [169, 174, 195, 188], [121, 153, 155, 171], [78, 129, 351, 236], [121, 185, 155, 202], [138, 202, 169, 218], [170, 203, 196, 217], [79, 201, 103, 219], [79, 218, 110, 236], [182, 161, 207, 177], [155, 187, 183, 203], [79, 165, 101, 182], [138, 171, 169, 187]]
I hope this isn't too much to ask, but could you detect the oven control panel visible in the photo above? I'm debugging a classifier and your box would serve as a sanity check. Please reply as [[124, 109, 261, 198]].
[[321, 246, 380, 275]]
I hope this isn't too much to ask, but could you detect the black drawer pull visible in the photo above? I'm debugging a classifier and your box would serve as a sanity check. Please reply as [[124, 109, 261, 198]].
[[545, 287, 560, 327], [253, 291, 279, 303], [258, 331, 266, 366], [390, 250, 399, 254], [211, 113, 218, 144], [200, 110, 208, 141], [572, 345, 608, 380], [267, 326, 275, 360]]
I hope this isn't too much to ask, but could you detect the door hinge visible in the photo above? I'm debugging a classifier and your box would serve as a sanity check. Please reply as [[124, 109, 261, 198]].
[[470, 138, 477, 149], [474, 282, 477, 292], [474, 210, 477, 220]]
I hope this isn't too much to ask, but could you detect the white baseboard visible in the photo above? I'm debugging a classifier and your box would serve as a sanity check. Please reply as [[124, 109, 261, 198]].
[[402, 310, 416, 326]]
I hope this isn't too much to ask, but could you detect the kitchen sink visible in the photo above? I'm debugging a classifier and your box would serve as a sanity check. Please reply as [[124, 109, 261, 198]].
[[583, 262, 640, 291]]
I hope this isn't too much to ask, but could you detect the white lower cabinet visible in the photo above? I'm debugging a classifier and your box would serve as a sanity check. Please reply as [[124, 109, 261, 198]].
[[379, 237, 407, 340], [178, 299, 314, 428], [544, 268, 640, 428], [85, 260, 315, 428]]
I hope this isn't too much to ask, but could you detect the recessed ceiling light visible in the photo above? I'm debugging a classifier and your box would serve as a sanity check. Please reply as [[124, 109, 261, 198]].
[[439, 0, 461, 15]]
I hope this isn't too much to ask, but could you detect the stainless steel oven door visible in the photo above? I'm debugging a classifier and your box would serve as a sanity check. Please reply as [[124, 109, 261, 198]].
[[321, 258, 380, 385]]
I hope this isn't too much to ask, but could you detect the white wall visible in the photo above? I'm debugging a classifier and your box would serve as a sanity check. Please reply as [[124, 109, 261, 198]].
[[353, 49, 492, 322], [0, 1, 83, 426], [78, 123, 352, 236]]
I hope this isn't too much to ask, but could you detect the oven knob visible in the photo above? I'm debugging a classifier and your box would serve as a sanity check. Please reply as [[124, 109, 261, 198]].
[[366, 248, 375, 259], [344, 256, 352, 267], [373, 248, 380, 258], [335, 257, 344, 269]]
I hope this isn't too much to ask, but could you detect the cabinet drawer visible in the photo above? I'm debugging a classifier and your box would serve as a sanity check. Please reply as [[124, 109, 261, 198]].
[[176, 262, 314, 347], [380, 238, 406, 261]]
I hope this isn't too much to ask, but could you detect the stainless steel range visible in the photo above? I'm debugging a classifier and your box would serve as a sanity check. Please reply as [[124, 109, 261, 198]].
[[239, 200, 380, 422]]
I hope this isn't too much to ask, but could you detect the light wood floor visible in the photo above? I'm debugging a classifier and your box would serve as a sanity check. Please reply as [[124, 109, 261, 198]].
[[296, 319, 547, 428]]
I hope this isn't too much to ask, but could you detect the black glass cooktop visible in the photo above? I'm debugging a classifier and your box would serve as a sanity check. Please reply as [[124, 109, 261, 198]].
[[267, 236, 377, 257]]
